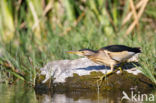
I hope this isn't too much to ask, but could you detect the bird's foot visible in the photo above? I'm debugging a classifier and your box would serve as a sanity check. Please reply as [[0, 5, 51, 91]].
[[96, 68, 123, 87], [96, 71, 115, 87]]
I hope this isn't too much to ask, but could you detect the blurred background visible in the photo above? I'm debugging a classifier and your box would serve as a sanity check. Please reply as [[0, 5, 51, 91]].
[[0, 0, 155, 85]]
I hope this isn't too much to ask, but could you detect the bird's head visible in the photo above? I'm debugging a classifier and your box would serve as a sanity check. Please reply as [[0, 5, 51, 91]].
[[66, 49, 96, 56]]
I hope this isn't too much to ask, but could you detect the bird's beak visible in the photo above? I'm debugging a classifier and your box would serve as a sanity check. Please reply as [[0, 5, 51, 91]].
[[66, 51, 84, 56]]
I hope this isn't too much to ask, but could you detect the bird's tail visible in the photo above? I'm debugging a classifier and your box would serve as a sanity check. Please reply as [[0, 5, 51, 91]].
[[133, 47, 142, 53]]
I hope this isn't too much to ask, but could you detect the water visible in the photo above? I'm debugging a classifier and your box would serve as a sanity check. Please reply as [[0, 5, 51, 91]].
[[0, 82, 37, 103], [0, 81, 155, 103]]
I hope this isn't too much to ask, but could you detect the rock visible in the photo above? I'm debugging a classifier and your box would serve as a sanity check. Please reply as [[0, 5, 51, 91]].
[[37, 57, 154, 92]]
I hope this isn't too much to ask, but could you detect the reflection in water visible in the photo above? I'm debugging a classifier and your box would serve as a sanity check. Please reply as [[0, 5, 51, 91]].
[[45, 93, 121, 103], [0, 82, 38, 103], [0, 81, 38, 103], [0, 81, 155, 103]]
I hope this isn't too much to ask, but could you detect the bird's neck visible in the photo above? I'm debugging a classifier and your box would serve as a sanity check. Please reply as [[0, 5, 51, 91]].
[[86, 53, 96, 59]]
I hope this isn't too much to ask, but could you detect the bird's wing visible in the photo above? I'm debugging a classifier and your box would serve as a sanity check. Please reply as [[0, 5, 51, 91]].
[[107, 51, 135, 62], [100, 45, 141, 53], [100, 45, 132, 52]]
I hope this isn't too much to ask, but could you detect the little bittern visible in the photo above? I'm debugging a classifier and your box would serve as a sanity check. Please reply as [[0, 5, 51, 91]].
[[67, 45, 141, 77]]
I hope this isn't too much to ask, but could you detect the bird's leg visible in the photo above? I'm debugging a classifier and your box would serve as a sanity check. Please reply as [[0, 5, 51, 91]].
[[110, 64, 114, 72], [97, 65, 115, 86], [97, 62, 127, 86], [104, 65, 114, 76], [117, 62, 125, 73], [118, 67, 123, 73]]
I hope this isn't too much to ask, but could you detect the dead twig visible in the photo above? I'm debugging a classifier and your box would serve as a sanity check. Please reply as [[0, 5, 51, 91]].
[[129, 0, 139, 26], [43, 0, 53, 16], [122, 0, 144, 26], [126, 0, 149, 35]]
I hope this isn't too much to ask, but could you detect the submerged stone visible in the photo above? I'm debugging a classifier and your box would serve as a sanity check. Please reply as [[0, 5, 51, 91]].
[[37, 58, 154, 92]]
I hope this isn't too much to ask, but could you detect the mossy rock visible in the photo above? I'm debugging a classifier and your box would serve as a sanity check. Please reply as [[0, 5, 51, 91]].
[[52, 71, 154, 92], [37, 58, 155, 93]]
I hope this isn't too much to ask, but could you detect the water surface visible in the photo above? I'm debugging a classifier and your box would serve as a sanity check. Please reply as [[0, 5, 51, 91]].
[[0, 81, 155, 103]]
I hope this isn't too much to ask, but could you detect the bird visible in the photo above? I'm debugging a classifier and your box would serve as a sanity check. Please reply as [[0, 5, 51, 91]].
[[67, 45, 141, 78]]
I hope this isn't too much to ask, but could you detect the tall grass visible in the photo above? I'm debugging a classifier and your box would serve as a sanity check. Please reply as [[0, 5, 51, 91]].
[[138, 37, 156, 84], [0, 0, 156, 85]]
